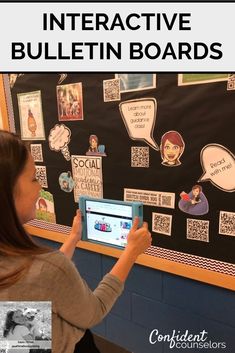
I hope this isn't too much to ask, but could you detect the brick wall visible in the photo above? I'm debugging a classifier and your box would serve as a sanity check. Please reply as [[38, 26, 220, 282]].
[[37, 238, 235, 353]]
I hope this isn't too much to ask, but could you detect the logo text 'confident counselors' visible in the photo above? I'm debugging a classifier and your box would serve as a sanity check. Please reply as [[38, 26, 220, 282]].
[[149, 329, 226, 350]]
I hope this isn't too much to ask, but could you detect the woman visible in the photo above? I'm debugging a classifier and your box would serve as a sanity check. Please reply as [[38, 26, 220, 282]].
[[3, 309, 32, 353], [0, 130, 152, 353]]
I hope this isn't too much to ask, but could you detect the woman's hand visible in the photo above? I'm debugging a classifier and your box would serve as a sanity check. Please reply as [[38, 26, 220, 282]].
[[70, 209, 83, 242], [125, 217, 152, 260], [109, 217, 152, 282], [60, 209, 83, 259]]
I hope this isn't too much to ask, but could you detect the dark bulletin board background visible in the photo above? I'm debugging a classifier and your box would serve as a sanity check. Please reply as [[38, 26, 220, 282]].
[[9, 73, 234, 264]]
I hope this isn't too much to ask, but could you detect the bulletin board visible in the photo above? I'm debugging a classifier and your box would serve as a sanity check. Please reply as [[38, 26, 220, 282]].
[[1, 73, 234, 290]]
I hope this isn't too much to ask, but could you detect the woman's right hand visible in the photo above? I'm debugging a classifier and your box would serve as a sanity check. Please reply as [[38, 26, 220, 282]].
[[125, 217, 152, 260], [110, 217, 152, 282]]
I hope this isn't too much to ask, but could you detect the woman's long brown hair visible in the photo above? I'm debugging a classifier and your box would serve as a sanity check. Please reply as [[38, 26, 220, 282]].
[[0, 130, 52, 288]]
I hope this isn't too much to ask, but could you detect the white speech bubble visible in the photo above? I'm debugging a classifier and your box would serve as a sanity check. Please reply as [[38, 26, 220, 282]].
[[198, 144, 235, 192], [48, 124, 71, 160], [119, 98, 159, 150]]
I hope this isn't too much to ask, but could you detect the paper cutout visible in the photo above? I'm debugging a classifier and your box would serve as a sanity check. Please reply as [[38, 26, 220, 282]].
[[59, 171, 74, 192], [198, 144, 235, 192], [119, 98, 159, 150], [48, 124, 71, 161], [179, 185, 209, 216], [36, 189, 56, 223], [160, 131, 185, 167], [86, 134, 107, 156], [58, 73, 67, 84], [71, 155, 103, 202]]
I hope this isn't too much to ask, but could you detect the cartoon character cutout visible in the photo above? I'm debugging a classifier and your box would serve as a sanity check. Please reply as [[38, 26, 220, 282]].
[[179, 184, 209, 215], [160, 131, 185, 167], [59, 171, 74, 193], [86, 134, 107, 156]]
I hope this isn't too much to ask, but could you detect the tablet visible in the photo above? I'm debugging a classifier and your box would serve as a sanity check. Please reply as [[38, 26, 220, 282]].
[[79, 196, 143, 248]]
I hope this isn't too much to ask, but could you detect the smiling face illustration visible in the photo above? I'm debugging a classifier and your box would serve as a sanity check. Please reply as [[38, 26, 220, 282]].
[[163, 139, 183, 164], [160, 131, 185, 167]]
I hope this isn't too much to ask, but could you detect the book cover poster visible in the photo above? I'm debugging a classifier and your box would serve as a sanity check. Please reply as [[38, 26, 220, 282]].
[[71, 155, 103, 202], [56, 82, 83, 121], [17, 90, 45, 140]]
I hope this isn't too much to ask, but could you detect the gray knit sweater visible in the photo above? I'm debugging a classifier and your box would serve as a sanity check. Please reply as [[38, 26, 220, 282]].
[[0, 251, 124, 353]]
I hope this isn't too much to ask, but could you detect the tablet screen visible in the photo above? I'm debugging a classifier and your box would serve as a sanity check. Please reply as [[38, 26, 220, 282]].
[[85, 199, 133, 247]]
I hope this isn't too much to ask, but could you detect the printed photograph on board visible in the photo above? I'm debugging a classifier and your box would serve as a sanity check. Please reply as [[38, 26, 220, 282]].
[[178, 73, 229, 86], [56, 82, 83, 121], [115, 74, 156, 93]]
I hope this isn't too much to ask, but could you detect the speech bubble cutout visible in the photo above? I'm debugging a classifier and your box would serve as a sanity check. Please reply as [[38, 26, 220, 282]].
[[119, 98, 159, 150], [48, 124, 71, 161], [198, 144, 235, 192]]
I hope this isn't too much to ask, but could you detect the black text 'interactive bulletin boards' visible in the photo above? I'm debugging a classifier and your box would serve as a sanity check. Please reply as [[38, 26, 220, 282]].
[[1, 73, 235, 290]]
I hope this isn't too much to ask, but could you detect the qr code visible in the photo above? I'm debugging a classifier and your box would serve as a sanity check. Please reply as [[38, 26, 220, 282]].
[[187, 219, 209, 242], [131, 147, 149, 168], [152, 212, 172, 235], [35, 166, 48, 188], [31, 144, 43, 162], [103, 78, 120, 102], [227, 74, 235, 91], [219, 211, 235, 236], [160, 194, 175, 208]]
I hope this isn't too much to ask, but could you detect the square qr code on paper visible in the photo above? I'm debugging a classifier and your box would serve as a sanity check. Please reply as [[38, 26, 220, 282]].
[[187, 218, 209, 242], [219, 211, 235, 236], [103, 78, 120, 102], [131, 147, 149, 168], [30, 144, 43, 162], [35, 166, 48, 188], [152, 212, 172, 236]]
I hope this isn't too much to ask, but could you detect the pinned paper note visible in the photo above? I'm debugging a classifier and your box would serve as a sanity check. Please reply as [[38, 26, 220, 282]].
[[48, 124, 71, 161]]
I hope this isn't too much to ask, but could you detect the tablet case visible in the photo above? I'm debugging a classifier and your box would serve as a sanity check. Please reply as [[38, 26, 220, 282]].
[[79, 196, 143, 248]]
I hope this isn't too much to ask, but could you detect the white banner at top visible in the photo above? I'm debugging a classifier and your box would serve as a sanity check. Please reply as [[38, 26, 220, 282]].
[[0, 2, 234, 71]]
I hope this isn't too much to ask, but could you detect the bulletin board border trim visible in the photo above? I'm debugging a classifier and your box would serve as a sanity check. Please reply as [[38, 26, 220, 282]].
[[2, 74, 16, 132], [27, 219, 235, 277], [1, 74, 234, 291]]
